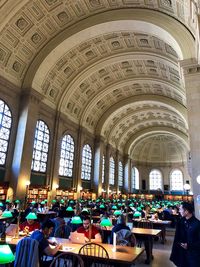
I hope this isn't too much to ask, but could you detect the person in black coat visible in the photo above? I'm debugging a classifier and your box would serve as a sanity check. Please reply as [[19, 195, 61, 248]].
[[170, 202, 200, 267]]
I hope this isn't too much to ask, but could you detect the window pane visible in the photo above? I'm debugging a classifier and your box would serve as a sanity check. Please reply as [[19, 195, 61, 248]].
[[59, 134, 74, 177], [31, 120, 50, 173], [132, 167, 139, 190], [149, 169, 162, 190], [109, 157, 115, 185], [81, 144, 92, 180], [0, 99, 12, 166], [118, 161, 123, 186], [170, 169, 183, 191]]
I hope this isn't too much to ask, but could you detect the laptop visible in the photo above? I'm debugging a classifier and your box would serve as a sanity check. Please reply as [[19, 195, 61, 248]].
[[70, 232, 86, 244]]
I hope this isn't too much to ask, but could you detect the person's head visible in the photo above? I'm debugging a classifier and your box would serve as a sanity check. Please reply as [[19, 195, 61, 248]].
[[41, 219, 55, 237], [117, 215, 126, 225], [27, 219, 35, 225], [179, 202, 194, 218], [82, 216, 91, 230]]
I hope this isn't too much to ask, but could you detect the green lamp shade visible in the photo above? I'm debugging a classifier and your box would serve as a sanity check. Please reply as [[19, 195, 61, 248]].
[[129, 203, 134, 207], [117, 203, 122, 207], [31, 201, 36, 204], [2, 211, 13, 218], [0, 245, 15, 264], [82, 208, 89, 213], [133, 211, 141, 218], [151, 208, 157, 212], [100, 218, 112, 227], [66, 206, 74, 212], [15, 200, 20, 204], [71, 216, 83, 224], [52, 199, 56, 203], [26, 212, 37, 220], [69, 200, 74, 204], [114, 210, 122, 216], [111, 205, 117, 210], [5, 199, 10, 203], [60, 199, 65, 204], [40, 201, 45, 205], [0, 202, 3, 207], [99, 204, 105, 209]]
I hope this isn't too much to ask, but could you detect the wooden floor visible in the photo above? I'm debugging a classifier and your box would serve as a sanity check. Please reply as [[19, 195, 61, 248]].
[[134, 228, 175, 267]]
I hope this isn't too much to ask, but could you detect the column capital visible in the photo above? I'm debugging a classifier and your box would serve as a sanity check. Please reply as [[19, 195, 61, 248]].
[[21, 88, 44, 105]]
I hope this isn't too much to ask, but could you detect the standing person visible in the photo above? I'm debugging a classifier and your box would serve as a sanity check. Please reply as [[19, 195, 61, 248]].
[[170, 202, 200, 267]]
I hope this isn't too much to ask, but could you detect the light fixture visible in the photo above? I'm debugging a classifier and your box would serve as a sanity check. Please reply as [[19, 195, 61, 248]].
[[2, 211, 13, 218], [100, 218, 112, 227], [25, 181, 30, 186], [183, 183, 191, 191], [114, 210, 122, 216], [66, 206, 74, 212], [71, 216, 82, 224], [26, 212, 37, 220], [133, 211, 141, 218], [0, 245, 15, 264], [197, 175, 200, 184]]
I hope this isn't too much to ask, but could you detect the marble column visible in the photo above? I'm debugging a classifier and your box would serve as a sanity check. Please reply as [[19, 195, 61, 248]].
[[10, 89, 42, 201], [115, 150, 119, 194], [93, 136, 104, 197]]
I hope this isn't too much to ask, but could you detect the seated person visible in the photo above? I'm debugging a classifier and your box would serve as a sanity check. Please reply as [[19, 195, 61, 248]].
[[76, 216, 102, 243], [30, 219, 62, 266], [110, 215, 130, 244], [20, 213, 40, 234]]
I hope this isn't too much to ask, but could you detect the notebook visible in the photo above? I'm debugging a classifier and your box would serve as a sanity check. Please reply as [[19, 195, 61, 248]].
[[70, 232, 86, 244]]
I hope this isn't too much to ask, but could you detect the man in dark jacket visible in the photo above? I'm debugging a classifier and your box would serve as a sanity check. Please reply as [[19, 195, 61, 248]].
[[170, 202, 200, 267]]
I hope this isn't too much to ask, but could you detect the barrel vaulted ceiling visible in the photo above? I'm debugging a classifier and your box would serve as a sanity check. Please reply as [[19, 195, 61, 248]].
[[0, 0, 197, 164]]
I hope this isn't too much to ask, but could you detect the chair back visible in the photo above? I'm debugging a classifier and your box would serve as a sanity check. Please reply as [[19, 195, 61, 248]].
[[79, 242, 111, 267], [116, 229, 136, 246], [137, 219, 153, 229], [49, 252, 84, 267], [14, 237, 39, 267]]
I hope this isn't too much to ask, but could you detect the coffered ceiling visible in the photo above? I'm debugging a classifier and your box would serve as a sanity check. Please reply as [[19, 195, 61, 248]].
[[0, 0, 197, 165]]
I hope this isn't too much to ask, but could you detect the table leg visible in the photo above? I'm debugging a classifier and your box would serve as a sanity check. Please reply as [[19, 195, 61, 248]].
[[144, 236, 153, 264]]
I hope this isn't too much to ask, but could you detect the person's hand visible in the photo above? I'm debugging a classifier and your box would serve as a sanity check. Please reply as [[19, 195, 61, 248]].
[[180, 243, 187, 249], [85, 237, 89, 242]]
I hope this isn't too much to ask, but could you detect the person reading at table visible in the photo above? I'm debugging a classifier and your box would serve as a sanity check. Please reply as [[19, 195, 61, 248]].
[[19, 213, 40, 234], [30, 219, 62, 266], [76, 216, 102, 243]]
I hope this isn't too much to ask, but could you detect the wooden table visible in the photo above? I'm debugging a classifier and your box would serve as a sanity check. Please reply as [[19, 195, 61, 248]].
[[133, 219, 171, 243], [131, 228, 161, 264], [50, 237, 144, 266], [7, 236, 144, 266]]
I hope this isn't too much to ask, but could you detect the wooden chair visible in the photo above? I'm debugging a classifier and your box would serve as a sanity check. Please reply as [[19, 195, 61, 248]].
[[14, 237, 40, 267], [49, 252, 84, 267], [79, 242, 112, 267]]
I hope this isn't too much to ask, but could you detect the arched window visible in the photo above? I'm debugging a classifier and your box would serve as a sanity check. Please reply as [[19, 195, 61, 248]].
[[170, 169, 184, 191], [31, 120, 50, 173], [118, 161, 123, 186], [102, 155, 105, 184], [59, 134, 74, 177], [109, 157, 115, 185], [81, 144, 92, 180], [132, 167, 139, 190], [0, 99, 12, 166], [149, 169, 163, 190]]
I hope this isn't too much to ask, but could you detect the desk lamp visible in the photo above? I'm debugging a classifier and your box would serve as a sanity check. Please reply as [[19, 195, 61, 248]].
[[0, 244, 15, 264]]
